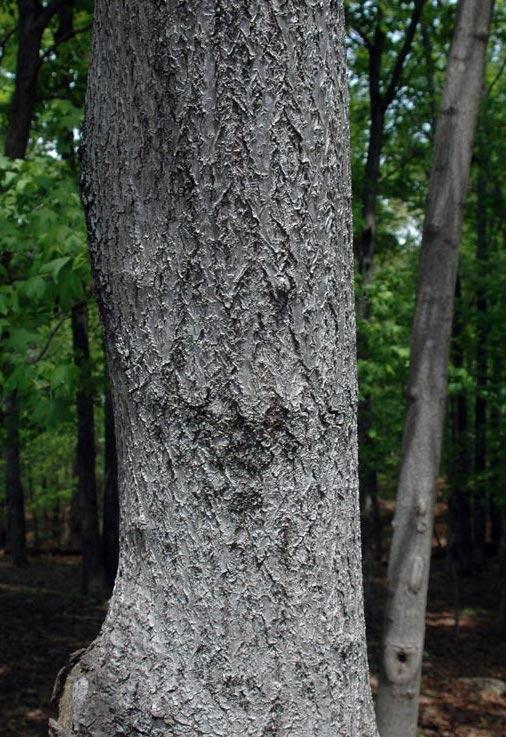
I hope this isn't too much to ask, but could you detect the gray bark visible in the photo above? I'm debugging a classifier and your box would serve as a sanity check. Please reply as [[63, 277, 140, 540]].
[[52, 1, 378, 736], [375, 2, 494, 736], [102, 387, 119, 593]]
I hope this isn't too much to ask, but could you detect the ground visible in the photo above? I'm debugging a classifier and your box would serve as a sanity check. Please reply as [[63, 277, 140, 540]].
[[0, 507, 505, 736]]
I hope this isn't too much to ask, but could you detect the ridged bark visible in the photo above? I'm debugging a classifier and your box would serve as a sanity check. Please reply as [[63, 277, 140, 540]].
[[376, 2, 494, 736], [52, 1, 377, 736], [103, 387, 119, 593]]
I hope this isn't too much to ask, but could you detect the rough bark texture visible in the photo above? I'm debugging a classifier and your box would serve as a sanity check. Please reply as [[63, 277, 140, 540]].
[[103, 387, 119, 593], [71, 301, 101, 593], [53, 1, 377, 735], [375, 2, 493, 736]]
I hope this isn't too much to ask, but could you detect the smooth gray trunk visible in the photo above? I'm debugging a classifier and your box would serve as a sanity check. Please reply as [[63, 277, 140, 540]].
[[52, 2, 377, 736], [375, 1, 493, 736]]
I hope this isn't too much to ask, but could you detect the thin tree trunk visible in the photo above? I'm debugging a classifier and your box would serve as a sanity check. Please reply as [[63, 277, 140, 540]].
[[28, 474, 40, 549], [102, 387, 119, 594], [52, 2, 378, 735], [2, 0, 68, 566], [376, 2, 493, 736], [356, 2, 426, 598], [489, 501, 503, 556], [355, 35, 385, 583], [69, 469, 82, 551], [71, 301, 101, 594], [447, 276, 472, 576], [4, 393, 27, 565], [473, 154, 488, 571], [499, 526, 506, 633], [1, 1, 43, 566], [489, 354, 503, 556], [4, 4, 44, 158]]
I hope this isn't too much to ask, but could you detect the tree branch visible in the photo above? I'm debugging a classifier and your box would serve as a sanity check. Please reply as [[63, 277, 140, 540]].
[[38, 0, 70, 27], [352, 26, 373, 51], [0, 24, 17, 64], [37, 22, 92, 69], [381, 0, 427, 112], [27, 314, 67, 364]]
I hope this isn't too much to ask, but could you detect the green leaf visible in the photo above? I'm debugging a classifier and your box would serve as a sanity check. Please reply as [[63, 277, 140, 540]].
[[23, 275, 46, 301], [40, 256, 72, 282]]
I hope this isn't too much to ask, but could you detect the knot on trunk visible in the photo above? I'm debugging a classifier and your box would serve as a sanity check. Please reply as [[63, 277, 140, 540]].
[[383, 642, 422, 685]]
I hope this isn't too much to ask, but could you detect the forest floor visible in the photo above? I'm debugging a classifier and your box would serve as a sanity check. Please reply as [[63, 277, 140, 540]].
[[0, 504, 505, 737]]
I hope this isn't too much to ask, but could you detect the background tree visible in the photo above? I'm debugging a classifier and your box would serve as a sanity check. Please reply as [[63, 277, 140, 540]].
[[376, 2, 494, 736], [52, 1, 378, 734], [346, 0, 427, 593]]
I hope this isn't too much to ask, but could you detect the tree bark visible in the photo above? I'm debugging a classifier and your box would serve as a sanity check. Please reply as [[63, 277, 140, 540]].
[[52, 2, 377, 735], [102, 387, 119, 593], [71, 301, 101, 594], [375, 2, 493, 736]]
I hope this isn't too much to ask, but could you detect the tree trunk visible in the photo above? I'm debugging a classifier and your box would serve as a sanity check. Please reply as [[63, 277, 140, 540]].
[[2, 0, 68, 566], [489, 354, 503, 556], [102, 387, 119, 593], [2, 2, 43, 566], [489, 500, 503, 556], [52, 2, 377, 735], [376, 2, 493, 736], [356, 27, 387, 589], [447, 276, 472, 576], [499, 526, 506, 633], [4, 392, 27, 565], [473, 153, 488, 571], [28, 474, 40, 549], [4, 3, 44, 158], [69, 472, 82, 551], [71, 301, 101, 594], [356, 2, 426, 600]]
